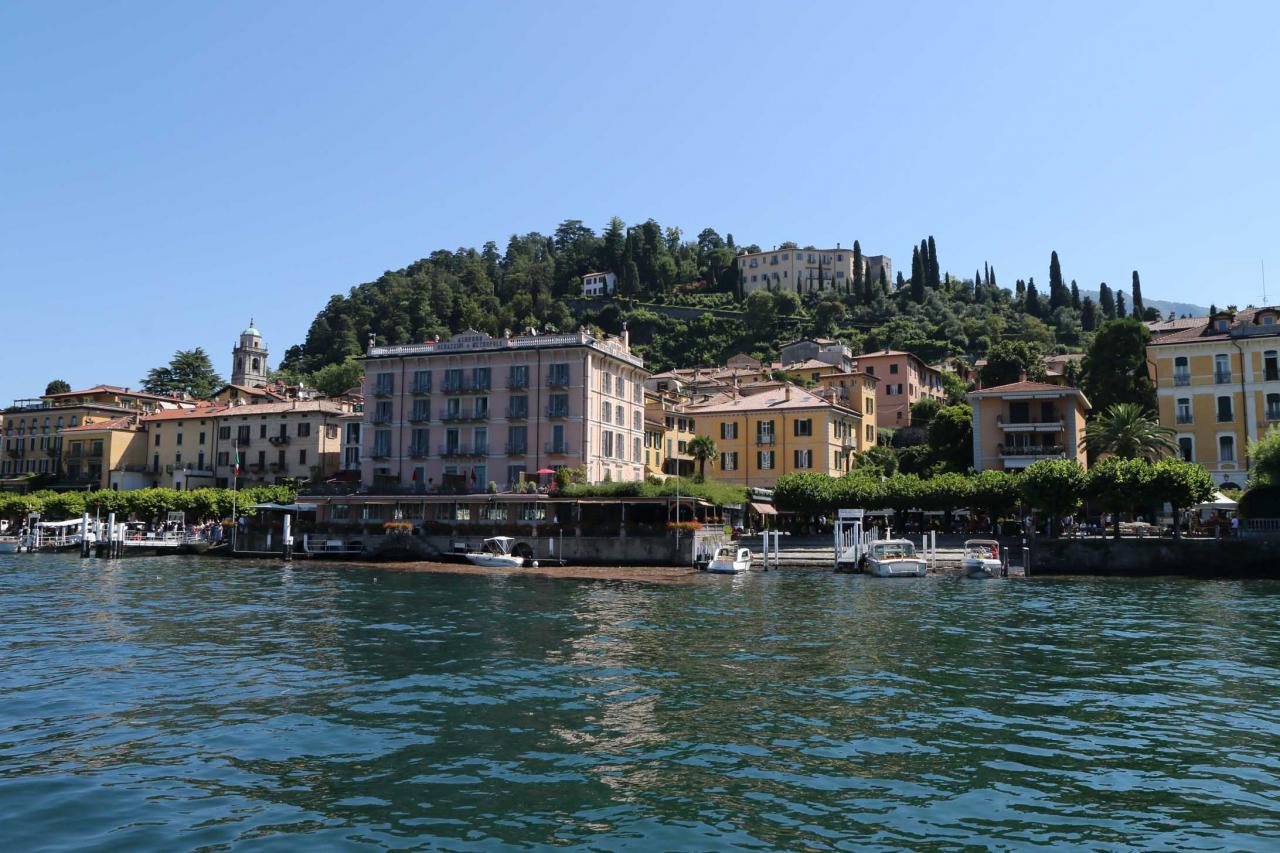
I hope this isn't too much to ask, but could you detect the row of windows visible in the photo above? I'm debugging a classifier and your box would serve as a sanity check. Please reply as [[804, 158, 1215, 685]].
[[718, 449, 815, 470], [718, 419, 815, 440], [1172, 352, 1280, 384], [1174, 393, 1280, 424], [1176, 434, 1237, 464], [742, 252, 847, 266], [377, 363, 580, 395]]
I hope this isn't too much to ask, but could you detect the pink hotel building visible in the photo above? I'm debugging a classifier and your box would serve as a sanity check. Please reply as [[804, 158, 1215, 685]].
[[361, 329, 649, 491]]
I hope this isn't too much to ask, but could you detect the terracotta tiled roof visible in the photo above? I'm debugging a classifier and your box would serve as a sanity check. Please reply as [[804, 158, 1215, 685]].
[[685, 384, 853, 414], [60, 416, 138, 432], [43, 385, 185, 403], [212, 401, 346, 417], [971, 380, 1078, 395], [142, 405, 227, 422], [1148, 308, 1280, 345]]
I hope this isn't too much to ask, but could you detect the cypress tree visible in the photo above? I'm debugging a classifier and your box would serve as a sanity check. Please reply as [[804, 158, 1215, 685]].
[[1025, 278, 1042, 317], [1070, 279, 1081, 310], [1015, 279, 1026, 302], [1081, 296, 1098, 331], [1209, 303, 1218, 317], [895, 270, 905, 292], [1131, 270, 1144, 318], [989, 266, 997, 288], [852, 240, 863, 299], [1049, 251, 1066, 310], [1116, 291, 1126, 318], [910, 246, 925, 302], [984, 262, 990, 287], [1099, 282, 1115, 319], [974, 268, 984, 303], [878, 267, 887, 296], [927, 235, 940, 290]]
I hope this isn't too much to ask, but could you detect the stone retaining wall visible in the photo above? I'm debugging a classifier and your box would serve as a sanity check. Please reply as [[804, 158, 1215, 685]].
[[1031, 537, 1280, 578]]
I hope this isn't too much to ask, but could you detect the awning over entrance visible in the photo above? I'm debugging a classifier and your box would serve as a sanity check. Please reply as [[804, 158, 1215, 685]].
[[750, 501, 777, 516]]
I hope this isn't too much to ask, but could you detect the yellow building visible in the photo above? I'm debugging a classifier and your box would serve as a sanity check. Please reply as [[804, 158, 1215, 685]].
[[58, 417, 148, 490], [2, 385, 193, 484], [686, 384, 863, 488], [139, 406, 225, 490], [967, 380, 1091, 472], [812, 370, 879, 451], [1148, 308, 1280, 488]]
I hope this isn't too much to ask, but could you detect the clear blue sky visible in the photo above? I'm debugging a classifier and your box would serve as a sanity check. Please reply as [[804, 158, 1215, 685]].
[[3, 1, 1278, 402]]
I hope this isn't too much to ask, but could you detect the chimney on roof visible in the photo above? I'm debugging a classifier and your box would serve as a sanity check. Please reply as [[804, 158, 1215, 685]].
[[622, 320, 629, 350], [784, 385, 792, 401]]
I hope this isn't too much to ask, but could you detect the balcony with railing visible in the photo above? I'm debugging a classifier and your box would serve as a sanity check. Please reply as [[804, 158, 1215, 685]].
[[1217, 409, 1235, 423], [372, 383, 395, 398], [1175, 413, 1194, 425], [506, 405, 528, 420], [1266, 367, 1280, 382], [755, 435, 776, 446], [1174, 373, 1191, 386], [411, 380, 432, 395], [439, 443, 487, 457], [1267, 406, 1280, 423], [269, 434, 291, 445], [441, 376, 473, 393], [471, 374, 491, 391], [545, 441, 570, 454], [369, 447, 391, 460], [442, 408, 489, 422], [1215, 370, 1233, 384], [999, 444, 1065, 458], [408, 444, 429, 458], [546, 405, 569, 419], [546, 371, 570, 388], [408, 408, 431, 424], [996, 415, 1065, 432], [371, 411, 393, 425], [507, 372, 529, 389], [504, 442, 528, 455]]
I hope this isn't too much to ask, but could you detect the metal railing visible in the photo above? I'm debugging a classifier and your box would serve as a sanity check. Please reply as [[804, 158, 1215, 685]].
[[1217, 411, 1235, 422], [408, 409, 431, 423], [411, 381, 432, 394], [269, 434, 290, 445], [1174, 374, 1191, 386], [504, 442, 528, 455], [441, 376, 473, 393], [756, 435, 776, 445], [507, 373, 529, 389], [408, 445, 429, 458], [1176, 414, 1193, 424], [1215, 370, 1233, 384], [506, 406, 528, 419], [1000, 445, 1065, 457], [546, 372, 570, 388], [545, 441, 570, 454], [546, 406, 569, 419]]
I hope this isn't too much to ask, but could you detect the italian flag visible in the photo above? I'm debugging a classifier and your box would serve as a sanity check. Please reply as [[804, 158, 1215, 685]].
[[233, 448, 241, 477]]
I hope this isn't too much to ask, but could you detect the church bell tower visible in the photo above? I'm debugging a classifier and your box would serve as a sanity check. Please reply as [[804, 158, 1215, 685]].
[[231, 319, 269, 387]]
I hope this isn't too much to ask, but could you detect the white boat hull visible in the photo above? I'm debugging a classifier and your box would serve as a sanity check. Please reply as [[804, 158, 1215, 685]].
[[0, 541, 18, 554], [706, 559, 753, 574], [867, 558, 927, 578], [464, 553, 526, 568], [962, 558, 1002, 578]]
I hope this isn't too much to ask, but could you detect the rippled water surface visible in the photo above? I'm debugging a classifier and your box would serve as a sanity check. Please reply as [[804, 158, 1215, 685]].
[[2, 555, 1280, 850]]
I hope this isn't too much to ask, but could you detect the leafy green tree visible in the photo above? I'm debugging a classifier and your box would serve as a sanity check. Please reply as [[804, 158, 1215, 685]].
[[44, 379, 71, 395], [1148, 458, 1216, 536], [310, 357, 364, 397], [927, 404, 974, 473], [774, 472, 835, 515], [1080, 319, 1156, 412], [687, 435, 718, 481], [855, 445, 899, 477], [142, 348, 224, 399], [980, 340, 1045, 387], [1086, 457, 1155, 538], [1020, 459, 1086, 536], [1084, 402, 1176, 460], [970, 469, 1021, 520], [909, 398, 943, 429], [1247, 426, 1280, 487], [940, 370, 970, 405]]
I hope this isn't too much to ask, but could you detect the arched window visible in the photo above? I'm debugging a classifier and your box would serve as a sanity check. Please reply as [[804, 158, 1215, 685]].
[[252, 358, 260, 372], [70, 416, 80, 427]]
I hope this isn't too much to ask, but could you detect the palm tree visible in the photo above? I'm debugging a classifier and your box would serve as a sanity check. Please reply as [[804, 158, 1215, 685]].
[[687, 435, 718, 481], [1084, 403, 1177, 460]]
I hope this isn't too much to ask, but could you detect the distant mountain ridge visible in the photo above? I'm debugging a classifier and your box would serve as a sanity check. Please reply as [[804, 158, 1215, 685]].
[[1079, 289, 1207, 318]]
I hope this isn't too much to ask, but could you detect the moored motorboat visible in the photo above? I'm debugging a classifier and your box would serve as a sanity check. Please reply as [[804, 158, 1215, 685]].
[[464, 536, 532, 568], [961, 539, 1003, 578], [861, 539, 927, 577], [706, 545, 753, 574], [0, 536, 20, 554]]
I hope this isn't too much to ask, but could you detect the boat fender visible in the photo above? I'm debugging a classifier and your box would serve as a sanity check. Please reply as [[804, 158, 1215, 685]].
[[531, 560, 539, 568]]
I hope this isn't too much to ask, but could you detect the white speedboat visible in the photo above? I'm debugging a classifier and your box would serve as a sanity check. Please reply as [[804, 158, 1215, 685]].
[[706, 545, 753, 574], [464, 536, 530, 568], [0, 536, 20, 554], [862, 539, 927, 577], [961, 539, 1002, 578]]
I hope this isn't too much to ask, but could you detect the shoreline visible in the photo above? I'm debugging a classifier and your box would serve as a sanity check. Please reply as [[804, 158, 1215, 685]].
[[309, 558, 703, 585]]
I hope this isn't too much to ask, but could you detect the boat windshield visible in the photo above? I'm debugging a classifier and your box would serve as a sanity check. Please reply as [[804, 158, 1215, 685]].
[[483, 539, 512, 555], [714, 547, 733, 558], [965, 542, 999, 558], [872, 542, 916, 559]]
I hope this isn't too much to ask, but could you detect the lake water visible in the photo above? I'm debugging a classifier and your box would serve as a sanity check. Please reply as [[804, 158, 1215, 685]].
[[2, 554, 1279, 851]]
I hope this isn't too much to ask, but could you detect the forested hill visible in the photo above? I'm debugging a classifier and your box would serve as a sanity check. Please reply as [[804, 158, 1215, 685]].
[[279, 218, 1187, 378]]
